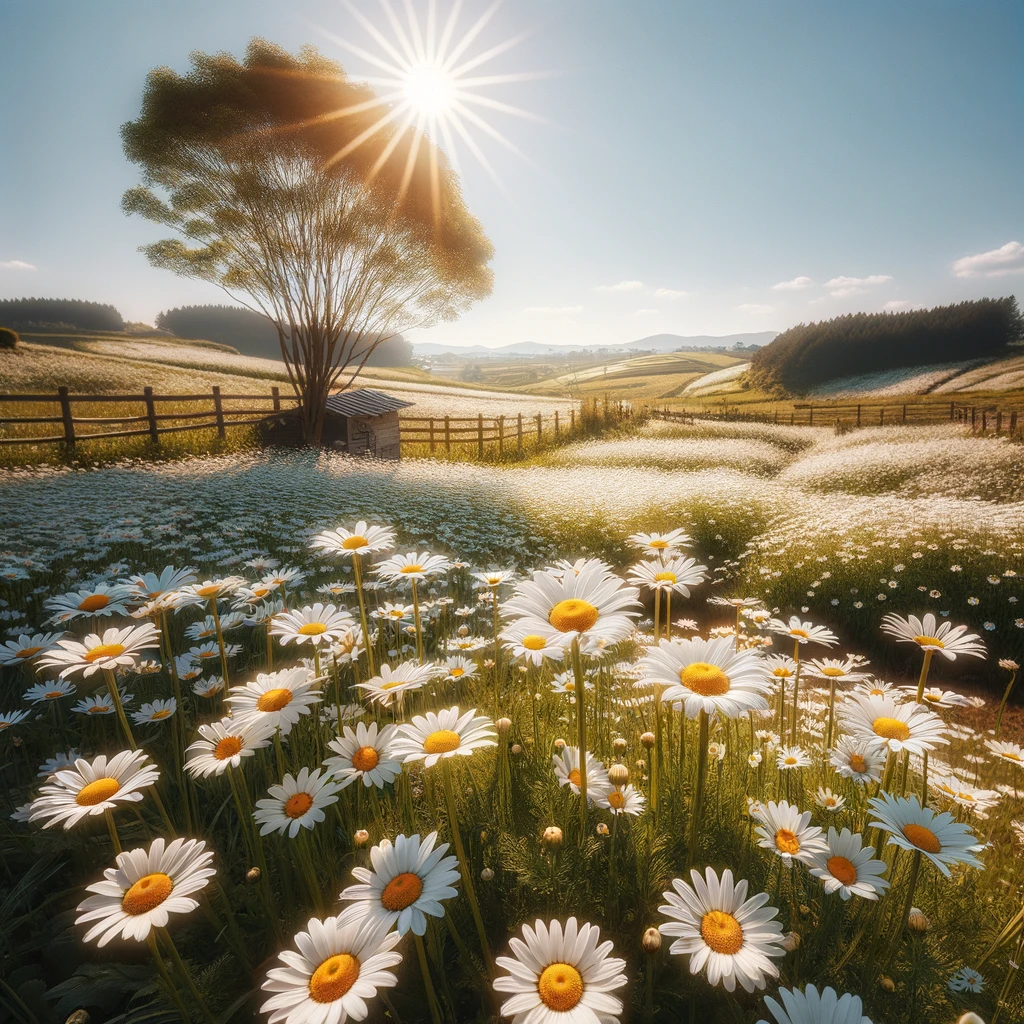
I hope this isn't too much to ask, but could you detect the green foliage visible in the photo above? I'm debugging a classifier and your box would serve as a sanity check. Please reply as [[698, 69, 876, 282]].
[[0, 326, 19, 349], [749, 296, 1024, 394], [0, 298, 124, 332]]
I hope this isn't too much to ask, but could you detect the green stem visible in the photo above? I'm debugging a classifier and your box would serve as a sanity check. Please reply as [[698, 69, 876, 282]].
[[996, 671, 1018, 740], [103, 668, 137, 750], [790, 640, 801, 745], [105, 809, 122, 854], [914, 649, 933, 704], [209, 598, 231, 687], [411, 580, 424, 663], [159, 927, 218, 1024], [147, 932, 193, 1024], [689, 710, 709, 865], [414, 934, 444, 1024], [352, 553, 375, 675], [571, 639, 588, 829]]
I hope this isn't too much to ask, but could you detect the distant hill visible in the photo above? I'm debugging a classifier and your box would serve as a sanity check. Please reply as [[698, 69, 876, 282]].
[[0, 297, 124, 332], [414, 331, 776, 358]]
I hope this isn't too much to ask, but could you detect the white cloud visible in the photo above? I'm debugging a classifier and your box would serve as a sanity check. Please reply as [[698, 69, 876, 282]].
[[824, 274, 893, 298], [952, 241, 1024, 279], [524, 305, 584, 314], [737, 303, 774, 315], [772, 275, 814, 291], [0, 259, 37, 271], [883, 300, 914, 312], [653, 287, 687, 299], [633, 308, 659, 316], [596, 279, 645, 292]]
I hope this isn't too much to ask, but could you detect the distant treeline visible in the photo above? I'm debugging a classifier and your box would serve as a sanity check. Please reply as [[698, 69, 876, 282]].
[[155, 305, 413, 366], [748, 296, 1023, 393], [0, 297, 124, 332]]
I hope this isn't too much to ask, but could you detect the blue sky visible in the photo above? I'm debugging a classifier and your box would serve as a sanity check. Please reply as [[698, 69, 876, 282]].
[[1, 0, 1022, 348]]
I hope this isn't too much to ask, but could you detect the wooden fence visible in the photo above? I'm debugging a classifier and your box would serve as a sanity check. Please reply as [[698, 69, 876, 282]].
[[0, 386, 297, 449], [399, 408, 588, 458], [652, 400, 1024, 436]]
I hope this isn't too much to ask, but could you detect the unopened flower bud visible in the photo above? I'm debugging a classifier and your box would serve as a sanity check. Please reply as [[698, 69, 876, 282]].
[[781, 930, 801, 952], [613, 737, 627, 755], [554, 738, 566, 750], [65, 1012, 90, 1024], [879, 976, 895, 993], [542, 826, 563, 851], [511, 743, 522, 755], [907, 907, 930, 933], [640, 731, 655, 749], [608, 763, 630, 787], [480, 867, 494, 881], [642, 927, 662, 954], [480, 831, 489, 843], [246, 866, 261, 884], [497, 717, 512, 735], [457, 625, 470, 637], [798, 904, 810, 917], [354, 829, 370, 847], [484, 659, 495, 669], [957, 1014, 986, 1024], [596, 822, 609, 836]]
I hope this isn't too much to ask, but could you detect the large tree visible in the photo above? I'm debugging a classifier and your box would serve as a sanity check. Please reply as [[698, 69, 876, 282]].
[[121, 40, 493, 443]]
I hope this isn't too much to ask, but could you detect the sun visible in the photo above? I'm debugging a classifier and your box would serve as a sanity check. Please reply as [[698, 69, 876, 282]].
[[402, 61, 455, 116]]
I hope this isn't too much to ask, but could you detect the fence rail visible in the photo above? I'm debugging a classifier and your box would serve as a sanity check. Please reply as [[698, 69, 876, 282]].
[[651, 399, 1024, 436], [398, 408, 589, 458]]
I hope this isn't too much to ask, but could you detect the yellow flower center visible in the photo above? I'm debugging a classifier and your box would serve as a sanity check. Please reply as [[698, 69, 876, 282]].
[[827, 855, 858, 886], [1002, 751, 1022, 762], [655, 571, 677, 584], [195, 585, 220, 597], [568, 768, 582, 787], [537, 963, 584, 1012], [824, 796, 838, 807], [821, 667, 845, 677], [253, 587, 271, 598], [88, 704, 111, 714], [789, 628, 809, 639], [351, 746, 380, 772], [285, 792, 314, 818], [16, 646, 42, 659], [44, 690, 64, 699], [608, 790, 626, 809], [78, 594, 110, 612], [450, 667, 465, 677], [548, 599, 600, 634], [923, 692, 941, 702], [873, 717, 911, 741], [256, 688, 293, 712], [849, 753, 867, 773], [380, 871, 423, 911], [76, 777, 121, 806], [199, 650, 218, 658], [783, 757, 798, 766], [399, 564, 424, 574], [775, 828, 801, 855], [772, 667, 794, 677], [678, 662, 730, 696], [519, 635, 546, 652], [298, 623, 328, 636], [649, 539, 669, 549], [151, 709, 171, 720], [84, 643, 126, 663], [700, 910, 744, 955], [902, 823, 941, 854], [122, 872, 173, 915], [214, 736, 243, 760], [342, 536, 368, 550], [423, 729, 462, 755], [913, 635, 945, 648], [309, 953, 360, 1003]]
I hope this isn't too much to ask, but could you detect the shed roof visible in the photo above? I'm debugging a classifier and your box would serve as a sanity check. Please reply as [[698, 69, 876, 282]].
[[324, 389, 414, 418]]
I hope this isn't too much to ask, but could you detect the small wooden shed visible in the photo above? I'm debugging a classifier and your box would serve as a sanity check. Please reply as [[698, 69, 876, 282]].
[[321, 389, 413, 459]]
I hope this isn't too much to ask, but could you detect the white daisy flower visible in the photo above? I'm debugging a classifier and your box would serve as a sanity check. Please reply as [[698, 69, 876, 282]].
[[628, 556, 708, 596], [814, 787, 845, 812], [44, 583, 134, 623], [500, 622, 567, 665], [986, 739, 1024, 767], [71, 692, 123, 717], [373, 551, 450, 583], [658, 867, 785, 993], [271, 604, 356, 647], [29, 750, 160, 829], [804, 658, 868, 685], [754, 800, 828, 866], [22, 679, 76, 703], [767, 616, 838, 648], [627, 529, 692, 557], [355, 661, 435, 707], [324, 722, 402, 790], [225, 667, 322, 736], [173, 577, 247, 609], [809, 827, 889, 901], [392, 706, 497, 768], [839, 694, 948, 757], [132, 698, 177, 725], [493, 916, 627, 1023], [881, 612, 986, 661], [829, 737, 885, 784], [253, 768, 342, 838], [0, 631, 65, 666], [867, 792, 984, 876], [763, 655, 798, 681], [185, 717, 274, 778], [757, 984, 873, 1024], [553, 746, 612, 804], [261, 914, 402, 1024], [601, 784, 646, 817], [441, 655, 478, 683], [37, 749, 83, 776], [75, 837, 215, 945], [38, 623, 161, 679], [909, 686, 972, 708], [948, 966, 985, 994], [122, 566, 198, 604], [192, 675, 225, 697], [310, 522, 397, 558], [776, 746, 812, 770], [472, 569, 516, 588], [338, 831, 460, 936]]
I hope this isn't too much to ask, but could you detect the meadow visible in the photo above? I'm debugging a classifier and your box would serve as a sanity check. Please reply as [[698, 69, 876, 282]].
[[1, 415, 1023, 1023]]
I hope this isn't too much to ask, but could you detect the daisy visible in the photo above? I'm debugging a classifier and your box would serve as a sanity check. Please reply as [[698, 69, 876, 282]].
[[601, 784, 646, 817], [930, 775, 1001, 817], [29, 750, 160, 829], [551, 669, 595, 696], [72, 692, 131, 717], [809, 828, 889, 901], [76, 837, 215, 945], [184, 613, 244, 641], [189, 640, 241, 662], [0, 708, 30, 732], [234, 582, 281, 606], [225, 667, 322, 736], [472, 569, 516, 588], [338, 831, 460, 936], [0, 631, 64, 666], [123, 566, 198, 603], [911, 686, 972, 708], [640, 636, 772, 719], [38, 623, 161, 679], [391, 706, 497, 768], [658, 867, 785, 993], [855, 679, 901, 700], [324, 722, 402, 790], [839, 694, 948, 757], [355, 661, 435, 707], [867, 792, 984, 876], [501, 622, 567, 665], [830, 737, 885, 784], [776, 746, 812, 770], [44, 583, 134, 623], [23, 679, 76, 703], [757, 984, 873, 1024], [174, 576, 247, 609], [441, 655, 478, 683], [628, 529, 692, 557], [261, 914, 402, 1024], [317, 581, 356, 598], [502, 564, 641, 651], [192, 676, 225, 697], [185, 717, 274, 778], [37, 749, 83, 776], [948, 966, 985, 994], [881, 612, 986, 660], [767, 616, 838, 648], [271, 604, 356, 647], [814, 787, 846, 812], [373, 552, 450, 583], [310, 522, 397, 557], [804, 658, 868, 684], [253, 768, 342, 838], [132, 698, 177, 725], [986, 739, 1024, 767], [763, 655, 798, 682], [553, 746, 612, 804], [628, 556, 708, 597], [754, 800, 828, 866], [377, 602, 414, 623], [493, 917, 627, 1023]]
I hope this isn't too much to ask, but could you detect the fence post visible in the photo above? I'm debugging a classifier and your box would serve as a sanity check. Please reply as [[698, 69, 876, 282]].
[[971, 406, 976, 430], [789, 411, 794, 426], [498, 415, 504, 457], [554, 410, 559, 436], [570, 409, 575, 434], [272, 386, 281, 413], [902, 403, 907, 424], [517, 413, 523, 453], [982, 410, 988, 433], [949, 400, 954, 421], [536, 413, 542, 444], [445, 415, 451, 453], [57, 386, 75, 450], [477, 414, 484, 459], [429, 418, 435, 453], [1010, 411, 1018, 437], [996, 410, 1003, 435], [808, 405, 814, 426], [879, 407, 885, 426], [143, 386, 159, 444], [212, 386, 226, 439]]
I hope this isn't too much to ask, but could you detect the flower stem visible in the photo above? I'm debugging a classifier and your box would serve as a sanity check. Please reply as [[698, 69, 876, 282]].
[[571, 638, 588, 829], [790, 640, 801, 745], [209, 598, 231, 687], [653, 588, 661, 643], [103, 668, 137, 750], [689, 710, 709, 865], [352, 553, 375, 675], [159, 927, 218, 1024], [147, 931, 193, 1024], [414, 933, 444, 1024], [914, 649, 933, 704], [104, 809, 122, 854], [901, 850, 922, 930], [411, 579, 424, 663], [996, 671, 1018, 739]]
